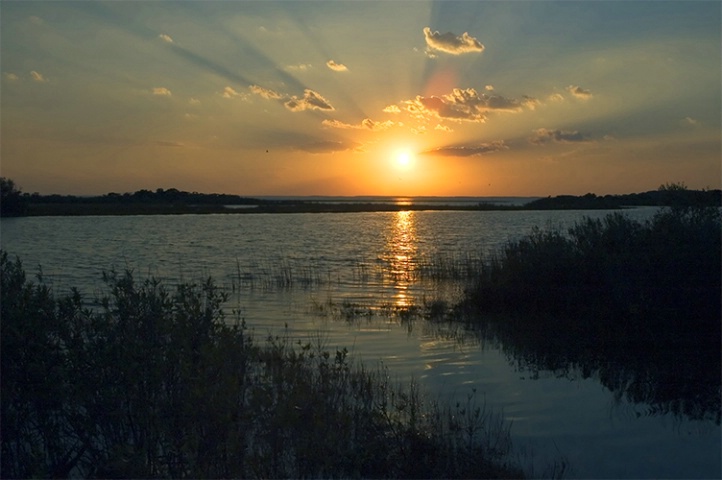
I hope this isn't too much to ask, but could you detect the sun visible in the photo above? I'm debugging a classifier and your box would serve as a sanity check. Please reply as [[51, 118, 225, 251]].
[[394, 149, 415, 169]]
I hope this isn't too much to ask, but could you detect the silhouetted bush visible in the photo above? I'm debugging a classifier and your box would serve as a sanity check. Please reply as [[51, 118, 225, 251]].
[[462, 206, 721, 423], [0, 177, 28, 216], [0, 251, 524, 479]]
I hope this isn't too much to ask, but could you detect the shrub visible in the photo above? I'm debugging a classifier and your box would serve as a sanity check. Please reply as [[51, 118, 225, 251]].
[[1, 251, 524, 478]]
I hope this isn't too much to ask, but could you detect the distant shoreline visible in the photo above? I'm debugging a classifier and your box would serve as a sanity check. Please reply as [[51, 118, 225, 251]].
[[5, 188, 720, 217]]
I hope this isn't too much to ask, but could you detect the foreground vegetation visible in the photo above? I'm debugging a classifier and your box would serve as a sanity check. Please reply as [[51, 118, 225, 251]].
[[0, 252, 524, 479], [461, 205, 721, 423]]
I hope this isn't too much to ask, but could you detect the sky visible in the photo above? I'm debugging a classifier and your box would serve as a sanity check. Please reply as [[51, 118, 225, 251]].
[[1, 1, 720, 197]]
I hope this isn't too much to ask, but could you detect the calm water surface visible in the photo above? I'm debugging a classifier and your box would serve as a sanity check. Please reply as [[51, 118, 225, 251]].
[[2, 208, 719, 478]]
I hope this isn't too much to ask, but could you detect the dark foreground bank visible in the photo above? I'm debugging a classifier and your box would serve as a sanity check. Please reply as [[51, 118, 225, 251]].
[[0, 252, 527, 479]]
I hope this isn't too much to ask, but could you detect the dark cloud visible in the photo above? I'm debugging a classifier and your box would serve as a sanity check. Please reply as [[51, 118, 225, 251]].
[[529, 128, 591, 145], [423, 141, 508, 157], [423, 27, 484, 55]]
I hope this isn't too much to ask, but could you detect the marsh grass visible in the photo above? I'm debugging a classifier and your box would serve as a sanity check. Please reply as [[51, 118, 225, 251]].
[[461, 206, 721, 423], [0, 251, 524, 479]]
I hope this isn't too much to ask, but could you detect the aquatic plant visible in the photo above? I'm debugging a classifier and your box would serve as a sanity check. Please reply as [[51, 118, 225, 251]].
[[462, 206, 721, 423], [0, 251, 524, 479]]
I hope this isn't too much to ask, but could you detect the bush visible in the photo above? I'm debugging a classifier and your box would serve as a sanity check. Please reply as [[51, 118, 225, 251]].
[[0, 251, 524, 478]]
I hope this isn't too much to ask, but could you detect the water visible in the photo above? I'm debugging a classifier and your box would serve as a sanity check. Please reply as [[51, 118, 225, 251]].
[[2, 207, 719, 478]]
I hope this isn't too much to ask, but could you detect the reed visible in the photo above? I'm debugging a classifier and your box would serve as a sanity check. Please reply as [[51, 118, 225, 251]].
[[461, 206, 721, 423], [0, 251, 524, 479]]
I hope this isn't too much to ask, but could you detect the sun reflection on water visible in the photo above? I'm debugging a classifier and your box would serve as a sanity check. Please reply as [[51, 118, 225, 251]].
[[383, 210, 417, 307]]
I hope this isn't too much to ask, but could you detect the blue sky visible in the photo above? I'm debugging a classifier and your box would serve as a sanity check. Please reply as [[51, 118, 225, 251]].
[[1, 1, 720, 196]]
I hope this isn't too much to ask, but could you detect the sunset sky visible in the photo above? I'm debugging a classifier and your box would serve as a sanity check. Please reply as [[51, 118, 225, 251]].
[[1, 1, 720, 197]]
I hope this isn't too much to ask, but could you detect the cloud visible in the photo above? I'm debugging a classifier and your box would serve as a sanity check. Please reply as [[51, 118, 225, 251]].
[[322, 118, 397, 131], [566, 85, 592, 99], [284, 89, 334, 112], [222, 86, 245, 99], [403, 88, 524, 122], [152, 87, 172, 96], [30, 71, 47, 82], [326, 60, 348, 72], [249, 84, 283, 100], [4, 73, 19, 81], [251, 85, 334, 112], [423, 141, 508, 157], [154, 140, 184, 147], [158, 33, 174, 43], [435, 124, 453, 132], [485, 85, 494, 91], [682, 116, 700, 126], [29, 16, 44, 25], [521, 95, 541, 110], [383, 105, 401, 113], [286, 63, 312, 71], [294, 140, 358, 154], [548, 93, 565, 102], [529, 128, 591, 145], [189, 97, 201, 105], [423, 27, 484, 55]]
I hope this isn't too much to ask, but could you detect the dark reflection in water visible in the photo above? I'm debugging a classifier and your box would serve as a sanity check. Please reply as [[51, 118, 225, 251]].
[[451, 308, 722, 425]]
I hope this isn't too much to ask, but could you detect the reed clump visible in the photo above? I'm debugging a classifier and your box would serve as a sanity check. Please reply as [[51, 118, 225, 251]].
[[462, 205, 721, 423], [0, 251, 523, 479]]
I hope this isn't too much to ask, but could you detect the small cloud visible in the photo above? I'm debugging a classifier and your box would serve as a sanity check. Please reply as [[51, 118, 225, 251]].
[[286, 63, 312, 71], [529, 128, 591, 145], [154, 140, 184, 147], [435, 124, 453, 132], [152, 87, 172, 96], [322, 118, 397, 131], [159, 33, 174, 43], [3, 73, 19, 81], [294, 140, 357, 154], [485, 85, 494, 91], [30, 70, 47, 82], [521, 95, 540, 110], [566, 85, 592, 99], [284, 89, 334, 112], [251, 85, 334, 112], [423, 141, 508, 157], [249, 84, 283, 100], [423, 27, 484, 55], [548, 93, 565, 102], [189, 97, 201, 105], [326, 60, 348, 72], [682, 116, 700, 126], [222, 86, 245, 99], [383, 105, 401, 114], [29, 16, 44, 25]]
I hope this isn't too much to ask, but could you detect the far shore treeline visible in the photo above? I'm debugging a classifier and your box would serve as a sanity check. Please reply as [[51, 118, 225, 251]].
[[1, 177, 720, 217]]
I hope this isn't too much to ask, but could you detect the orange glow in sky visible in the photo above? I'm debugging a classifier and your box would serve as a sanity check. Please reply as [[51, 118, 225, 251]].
[[1, 1, 720, 196]]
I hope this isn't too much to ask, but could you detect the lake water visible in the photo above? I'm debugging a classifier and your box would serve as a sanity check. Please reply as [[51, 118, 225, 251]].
[[1, 207, 719, 478]]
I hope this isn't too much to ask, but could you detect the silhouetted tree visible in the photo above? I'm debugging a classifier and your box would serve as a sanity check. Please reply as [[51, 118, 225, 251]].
[[0, 177, 27, 216]]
